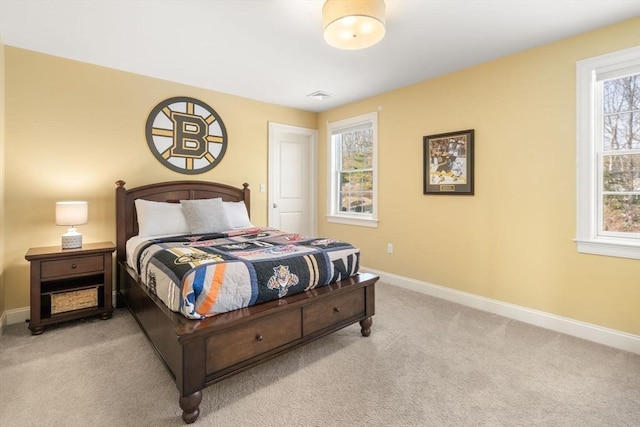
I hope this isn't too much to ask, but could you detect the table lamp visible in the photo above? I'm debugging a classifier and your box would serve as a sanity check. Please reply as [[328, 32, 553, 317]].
[[56, 201, 88, 249]]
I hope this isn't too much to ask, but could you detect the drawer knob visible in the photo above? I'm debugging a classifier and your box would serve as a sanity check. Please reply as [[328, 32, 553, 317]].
[[255, 334, 263, 341], [334, 307, 341, 313], [71, 263, 77, 269]]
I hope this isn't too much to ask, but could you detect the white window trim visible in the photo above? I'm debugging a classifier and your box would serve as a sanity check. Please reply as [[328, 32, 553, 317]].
[[326, 112, 379, 228], [576, 46, 640, 260]]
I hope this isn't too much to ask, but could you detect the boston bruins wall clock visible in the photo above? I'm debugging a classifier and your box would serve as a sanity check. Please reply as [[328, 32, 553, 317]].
[[145, 97, 228, 174]]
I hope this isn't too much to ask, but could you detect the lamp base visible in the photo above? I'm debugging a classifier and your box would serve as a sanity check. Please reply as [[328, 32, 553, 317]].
[[61, 229, 82, 249]]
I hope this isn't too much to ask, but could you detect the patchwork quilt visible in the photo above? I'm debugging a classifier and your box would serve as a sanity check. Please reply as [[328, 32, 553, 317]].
[[130, 228, 360, 319]]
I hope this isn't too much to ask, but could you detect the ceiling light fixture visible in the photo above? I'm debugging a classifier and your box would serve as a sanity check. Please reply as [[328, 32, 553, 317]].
[[322, 0, 386, 50]]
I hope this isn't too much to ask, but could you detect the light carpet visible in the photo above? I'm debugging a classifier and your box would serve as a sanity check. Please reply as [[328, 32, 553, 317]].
[[1, 282, 639, 426]]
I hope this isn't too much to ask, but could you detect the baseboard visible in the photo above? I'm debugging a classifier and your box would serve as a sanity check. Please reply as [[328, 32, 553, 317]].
[[4, 306, 29, 327], [0, 310, 7, 336], [361, 267, 640, 354]]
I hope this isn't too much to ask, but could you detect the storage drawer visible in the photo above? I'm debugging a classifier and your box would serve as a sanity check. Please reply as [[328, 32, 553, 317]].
[[41, 255, 104, 279], [206, 309, 302, 374], [303, 288, 365, 336]]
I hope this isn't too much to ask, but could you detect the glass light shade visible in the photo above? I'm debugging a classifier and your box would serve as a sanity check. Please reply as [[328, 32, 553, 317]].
[[56, 201, 88, 249], [323, 0, 386, 50]]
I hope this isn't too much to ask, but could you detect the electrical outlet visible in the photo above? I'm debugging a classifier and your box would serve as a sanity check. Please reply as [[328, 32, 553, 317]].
[[387, 243, 393, 254], [260, 183, 266, 193]]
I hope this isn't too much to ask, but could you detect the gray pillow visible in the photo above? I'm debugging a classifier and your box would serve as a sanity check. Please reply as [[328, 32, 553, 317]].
[[180, 198, 233, 234]]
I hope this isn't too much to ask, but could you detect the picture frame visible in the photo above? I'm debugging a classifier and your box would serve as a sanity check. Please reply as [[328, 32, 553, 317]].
[[423, 129, 474, 195]]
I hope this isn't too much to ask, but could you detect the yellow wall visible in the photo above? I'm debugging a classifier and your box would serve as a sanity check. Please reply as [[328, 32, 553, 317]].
[[3, 47, 316, 310], [318, 18, 640, 335]]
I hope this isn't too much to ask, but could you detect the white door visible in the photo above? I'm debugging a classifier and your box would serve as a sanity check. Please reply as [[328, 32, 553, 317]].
[[268, 123, 317, 235]]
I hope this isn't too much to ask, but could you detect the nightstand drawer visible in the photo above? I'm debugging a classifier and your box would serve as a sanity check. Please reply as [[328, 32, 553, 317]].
[[41, 255, 105, 279]]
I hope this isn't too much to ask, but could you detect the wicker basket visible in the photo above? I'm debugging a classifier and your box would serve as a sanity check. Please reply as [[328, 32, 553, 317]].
[[51, 287, 98, 314]]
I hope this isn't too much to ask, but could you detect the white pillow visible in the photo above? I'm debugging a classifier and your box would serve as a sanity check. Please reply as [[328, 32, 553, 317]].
[[223, 201, 253, 228], [135, 199, 190, 237], [180, 198, 233, 234]]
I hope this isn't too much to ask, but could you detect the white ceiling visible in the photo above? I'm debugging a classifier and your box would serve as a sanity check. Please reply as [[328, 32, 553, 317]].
[[1, 1, 639, 112]]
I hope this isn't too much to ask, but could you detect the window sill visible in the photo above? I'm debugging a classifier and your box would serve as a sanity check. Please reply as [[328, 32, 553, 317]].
[[327, 214, 378, 228], [575, 238, 640, 260]]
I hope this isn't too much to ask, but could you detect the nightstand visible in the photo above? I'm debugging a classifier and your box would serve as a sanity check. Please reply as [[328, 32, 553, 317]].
[[25, 241, 116, 335]]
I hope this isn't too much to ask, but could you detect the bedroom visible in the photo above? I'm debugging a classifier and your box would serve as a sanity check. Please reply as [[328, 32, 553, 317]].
[[0, 1, 638, 424]]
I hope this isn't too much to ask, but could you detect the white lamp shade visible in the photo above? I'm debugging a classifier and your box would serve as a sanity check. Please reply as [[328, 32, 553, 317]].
[[56, 201, 88, 226], [323, 0, 386, 50]]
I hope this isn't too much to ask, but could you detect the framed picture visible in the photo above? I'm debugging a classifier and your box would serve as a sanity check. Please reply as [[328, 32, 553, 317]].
[[423, 129, 474, 195]]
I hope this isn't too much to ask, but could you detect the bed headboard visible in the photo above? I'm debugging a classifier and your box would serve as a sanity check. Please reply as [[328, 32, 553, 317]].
[[115, 180, 250, 263]]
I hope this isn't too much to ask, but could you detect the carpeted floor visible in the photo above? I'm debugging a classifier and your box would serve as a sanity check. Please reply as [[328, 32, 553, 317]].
[[1, 282, 639, 426]]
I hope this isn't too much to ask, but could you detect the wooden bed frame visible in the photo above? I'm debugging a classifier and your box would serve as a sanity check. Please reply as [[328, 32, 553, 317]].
[[115, 180, 378, 423]]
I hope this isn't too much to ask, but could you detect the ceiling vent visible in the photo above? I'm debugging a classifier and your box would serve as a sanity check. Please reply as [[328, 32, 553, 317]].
[[307, 91, 332, 101]]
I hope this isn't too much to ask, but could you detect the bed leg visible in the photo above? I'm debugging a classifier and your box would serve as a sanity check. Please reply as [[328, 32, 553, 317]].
[[359, 317, 373, 337], [179, 390, 202, 424]]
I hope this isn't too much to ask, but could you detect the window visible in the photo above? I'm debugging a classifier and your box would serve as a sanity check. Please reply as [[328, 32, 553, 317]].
[[327, 112, 378, 227], [576, 47, 640, 259]]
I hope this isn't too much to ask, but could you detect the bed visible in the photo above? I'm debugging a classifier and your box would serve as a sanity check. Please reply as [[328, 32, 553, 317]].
[[115, 180, 378, 423]]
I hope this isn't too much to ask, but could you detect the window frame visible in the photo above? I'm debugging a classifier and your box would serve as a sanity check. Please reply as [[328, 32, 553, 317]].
[[576, 46, 640, 259], [327, 112, 379, 228]]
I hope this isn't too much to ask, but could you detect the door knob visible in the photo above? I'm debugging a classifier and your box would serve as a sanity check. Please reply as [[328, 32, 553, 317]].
[[273, 203, 278, 208]]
